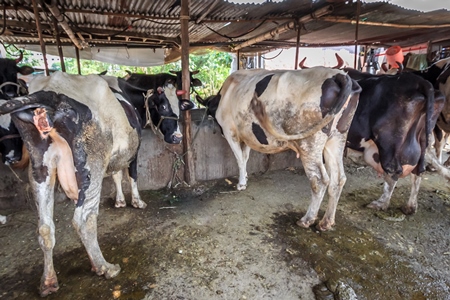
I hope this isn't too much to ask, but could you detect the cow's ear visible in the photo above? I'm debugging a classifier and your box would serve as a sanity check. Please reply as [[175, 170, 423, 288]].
[[170, 70, 177, 74], [18, 66, 34, 76], [192, 70, 199, 75], [180, 99, 195, 111], [192, 78, 203, 87]]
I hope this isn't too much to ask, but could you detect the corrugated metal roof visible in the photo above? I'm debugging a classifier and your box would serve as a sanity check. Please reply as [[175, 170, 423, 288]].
[[0, 0, 449, 63]]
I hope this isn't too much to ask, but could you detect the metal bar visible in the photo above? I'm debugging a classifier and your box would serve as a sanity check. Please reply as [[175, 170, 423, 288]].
[[31, 0, 49, 76], [232, 5, 333, 51]]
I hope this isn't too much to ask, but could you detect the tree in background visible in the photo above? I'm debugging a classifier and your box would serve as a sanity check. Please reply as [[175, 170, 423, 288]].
[[49, 49, 232, 97]]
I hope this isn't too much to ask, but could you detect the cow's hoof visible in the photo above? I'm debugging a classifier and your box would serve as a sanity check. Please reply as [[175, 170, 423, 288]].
[[115, 199, 126, 208], [296, 217, 315, 228], [401, 205, 417, 215], [236, 184, 247, 191], [317, 219, 334, 231], [367, 200, 388, 211], [40, 277, 59, 297], [132, 199, 147, 209], [93, 263, 121, 279]]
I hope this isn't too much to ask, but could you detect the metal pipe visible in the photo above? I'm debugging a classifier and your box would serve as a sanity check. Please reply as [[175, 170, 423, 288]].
[[232, 5, 334, 51], [44, 0, 86, 50]]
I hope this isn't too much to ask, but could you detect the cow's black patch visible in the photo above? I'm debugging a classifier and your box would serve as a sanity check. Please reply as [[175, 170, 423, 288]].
[[255, 75, 274, 97], [252, 122, 268, 145], [372, 152, 380, 164]]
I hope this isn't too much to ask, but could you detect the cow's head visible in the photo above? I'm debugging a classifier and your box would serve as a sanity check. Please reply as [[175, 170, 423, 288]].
[[414, 57, 450, 88], [169, 70, 203, 95], [147, 79, 192, 144], [0, 53, 34, 97]]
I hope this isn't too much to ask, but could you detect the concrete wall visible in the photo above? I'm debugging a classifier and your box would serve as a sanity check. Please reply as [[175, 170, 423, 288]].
[[0, 108, 303, 209]]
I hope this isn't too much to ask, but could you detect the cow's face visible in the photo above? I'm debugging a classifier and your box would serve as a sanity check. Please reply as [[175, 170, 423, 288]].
[[148, 82, 183, 144], [0, 57, 34, 98], [170, 70, 203, 93]]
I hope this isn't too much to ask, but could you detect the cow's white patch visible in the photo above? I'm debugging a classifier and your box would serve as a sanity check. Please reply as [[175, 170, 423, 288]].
[[164, 83, 180, 117], [0, 214, 7, 224], [0, 100, 12, 130]]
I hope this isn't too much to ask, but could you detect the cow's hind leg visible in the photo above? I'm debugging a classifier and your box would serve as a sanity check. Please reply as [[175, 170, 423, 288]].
[[226, 136, 251, 190], [367, 174, 397, 210], [317, 136, 347, 231], [112, 171, 126, 208], [72, 195, 120, 279], [401, 174, 421, 215], [128, 158, 146, 208], [297, 149, 330, 229], [32, 167, 59, 297]]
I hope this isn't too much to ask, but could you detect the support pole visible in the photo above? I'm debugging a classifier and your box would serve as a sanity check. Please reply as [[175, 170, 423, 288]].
[[181, 0, 195, 185], [353, 0, 361, 69], [75, 46, 81, 75], [52, 16, 66, 72], [294, 20, 301, 69], [31, 0, 49, 76]]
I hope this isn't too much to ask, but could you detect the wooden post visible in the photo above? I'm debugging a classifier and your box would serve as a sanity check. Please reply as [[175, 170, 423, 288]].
[[75, 46, 81, 75], [353, 0, 361, 69], [294, 20, 301, 69], [181, 0, 195, 185], [31, 0, 49, 76], [52, 16, 66, 72]]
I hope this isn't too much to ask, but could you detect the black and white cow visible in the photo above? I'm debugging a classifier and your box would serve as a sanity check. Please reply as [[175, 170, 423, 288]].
[[124, 70, 200, 109], [411, 57, 450, 165], [0, 71, 177, 296], [345, 71, 445, 214], [197, 67, 361, 231]]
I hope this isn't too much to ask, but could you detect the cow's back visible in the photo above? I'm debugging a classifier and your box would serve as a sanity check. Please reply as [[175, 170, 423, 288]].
[[28, 72, 140, 172], [217, 67, 351, 143]]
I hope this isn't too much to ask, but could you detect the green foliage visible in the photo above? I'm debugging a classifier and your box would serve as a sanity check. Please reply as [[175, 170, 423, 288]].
[[7, 43, 233, 100]]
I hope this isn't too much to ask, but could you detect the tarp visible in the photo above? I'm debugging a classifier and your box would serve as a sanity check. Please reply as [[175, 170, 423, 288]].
[[16, 45, 166, 67]]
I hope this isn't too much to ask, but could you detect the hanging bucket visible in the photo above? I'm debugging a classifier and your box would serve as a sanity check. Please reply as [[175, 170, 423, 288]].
[[386, 46, 404, 68]]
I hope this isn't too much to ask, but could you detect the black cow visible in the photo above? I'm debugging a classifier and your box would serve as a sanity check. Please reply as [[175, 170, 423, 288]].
[[346, 71, 445, 214], [0, 54, 34, 166]]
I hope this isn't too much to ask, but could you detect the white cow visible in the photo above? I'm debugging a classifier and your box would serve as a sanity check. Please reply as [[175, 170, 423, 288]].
[[197, 67, 361, 231]]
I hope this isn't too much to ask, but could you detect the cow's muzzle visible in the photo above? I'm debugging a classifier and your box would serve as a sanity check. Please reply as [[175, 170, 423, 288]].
[[169, 133, 183, 144]]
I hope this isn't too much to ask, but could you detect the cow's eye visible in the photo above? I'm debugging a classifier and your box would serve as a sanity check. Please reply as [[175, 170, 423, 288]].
[[161, 105, 167, 110]]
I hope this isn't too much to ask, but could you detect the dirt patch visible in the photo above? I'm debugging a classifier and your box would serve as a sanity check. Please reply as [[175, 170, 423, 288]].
[[1, 158, 450, 300]]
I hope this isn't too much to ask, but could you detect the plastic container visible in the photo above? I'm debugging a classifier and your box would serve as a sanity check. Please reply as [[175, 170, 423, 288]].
[[386, 46, 404, 68]]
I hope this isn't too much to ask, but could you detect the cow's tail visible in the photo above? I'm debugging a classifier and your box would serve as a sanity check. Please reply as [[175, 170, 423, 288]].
[[0, 94, 43, 115], [421, 80, 437, 148], [251, 73, 357, 141]]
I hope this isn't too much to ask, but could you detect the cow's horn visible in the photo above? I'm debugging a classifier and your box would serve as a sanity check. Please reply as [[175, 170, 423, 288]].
[[299, 57, 309, 69], [15, 51, 23, 64], [396, 62, 404, 73], [332, 53, 344, 69]]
